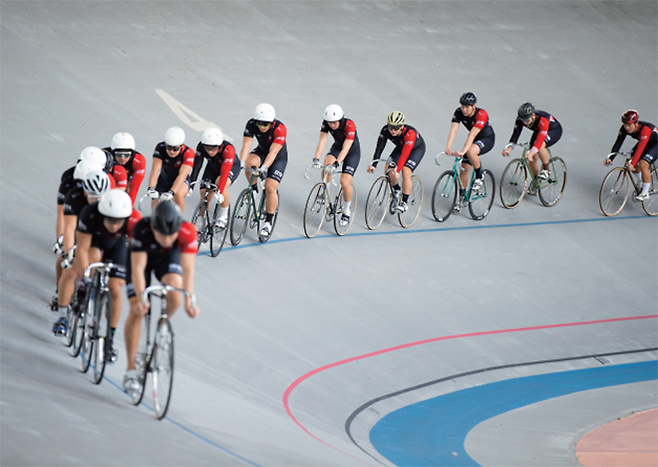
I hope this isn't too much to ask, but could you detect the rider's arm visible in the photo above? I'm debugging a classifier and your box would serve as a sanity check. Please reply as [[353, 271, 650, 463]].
[[371, 128, 388, 168], [445, 121, 459, 154], [460, 109, 487, 154], [263, 123, 287, 169], [177, 222, 199, 317], [239, 135, 253, 163], [509, 119, 523, 145], [62, 214, 77, 257], [170, 147, 195, 194], [335, 120, 357, 164], [530, 116, 550, 153], [189, 146, 205, 183], [56, 205, 65, 238], [314, 131, 329, 160], [129, 250, 148, 300], [75, 231, 92, 281], [147, 156, 162, 189], [630, 125, 652, 168], [112, 165, 128, 192], [217, 146, 235, 194], [396, 128, 416, 173], [127, 153, 147, 204]]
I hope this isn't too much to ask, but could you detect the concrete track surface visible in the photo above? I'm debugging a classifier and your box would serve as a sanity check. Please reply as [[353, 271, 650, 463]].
[[1, 1, 656, 466]]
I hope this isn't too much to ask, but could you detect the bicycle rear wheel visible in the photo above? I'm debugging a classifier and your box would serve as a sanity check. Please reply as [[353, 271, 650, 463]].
[[91, 292, 110, 384], [333, 183, 357, 236], [365, 176, 390, 230], [538, 157, 567, 207], [65, 302, 77, 348], [303, 183, 327, 238], [432, 171, 458, 222], [642, 167, 658, 216], [398, 175, 423, 228], [469, 169, 496, 220], [191, 202, 210, 245], [258, 191, 279, 243], [131, 312, 151, 406], [152, 317, 174, 420], [80, 297, 95, 373], [599, 167, 630, 217], [209, 204, 229, 256], [500, 158, 528, 209], [71, 307, 84, 357], [230, 189, 251, 246]]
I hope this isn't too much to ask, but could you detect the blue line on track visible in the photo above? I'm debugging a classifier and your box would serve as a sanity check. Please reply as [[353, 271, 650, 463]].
[[369, 360, 658, 467]]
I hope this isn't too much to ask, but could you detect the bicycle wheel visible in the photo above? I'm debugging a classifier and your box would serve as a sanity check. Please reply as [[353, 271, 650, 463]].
[[258, 191, 279, 243], [365, 176, 390, 230], [230, 189, 251, 246], [333, 183, 357, 236], [65, 302, 77, 348], [209, 203, 229, 257], [432, 171, 458, 222], [91, 292, 110, 384], [152, 317, 174, 419], [398, 175, 424, 228], [469, 169, 496, 220], [80, 295, 95, 373], [191, 202, 209, 245], [131, 312, 151, 406], [500, 158, 528, 209], [599, 167, 630, 217], [538, 157, 567, 207], [303, 183, 327, 238], [641, 167, 658, 216]]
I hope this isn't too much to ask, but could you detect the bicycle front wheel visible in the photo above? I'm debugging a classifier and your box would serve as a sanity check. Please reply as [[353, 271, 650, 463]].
[[91, 292, 111, 384], [191, 202, 210, 245], [71, 307, 85, 357], [365, 176, 390, 230], [642, 167, 658, 216], [209, 203, 229, 256], [398, 175, 423, 228], [469, 170, 496, 220], [303, 183, 327, 238], [538, 157, 567, 207], [80, 297, 95, 373], [333, 183, 357, 236], [65, 303, 77, 348], [152, 317, 174, 420], [258, 191, 279, 243], [230, 189, 251, 246], [500, 158, 528, 209], [432, 171, 458, 222], [131, 313, 151, 406], [599, 167, 630, 217]]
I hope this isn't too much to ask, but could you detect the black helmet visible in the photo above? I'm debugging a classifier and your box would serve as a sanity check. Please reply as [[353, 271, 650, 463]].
[[517, 102, 535, 121], [459, 92, 477, 106], [151, 200, 182, 235]]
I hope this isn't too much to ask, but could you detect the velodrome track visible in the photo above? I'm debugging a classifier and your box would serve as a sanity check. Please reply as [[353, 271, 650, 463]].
[[1, 1, 656, 466]]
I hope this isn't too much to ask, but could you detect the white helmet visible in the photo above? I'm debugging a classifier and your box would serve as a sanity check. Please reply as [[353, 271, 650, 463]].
[[82, 170, 110, 196], [74, 158, 104, 180], [110, 132, 136, 151], [324, 104, 344, 122], [202, 127, 224, 146], [98, 189, 132, 218], [254, 103, 275, 122], [164, 126, 185, 146], [79, 146, 107, 167]]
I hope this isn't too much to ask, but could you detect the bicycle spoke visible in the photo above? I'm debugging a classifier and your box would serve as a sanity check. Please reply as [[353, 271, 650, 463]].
[[538, 157, 567, 207], [642, 167, 658, 216], [230, 189, 250, 246], [209, 203, 228, 256], [303, 183, 327, 238], [398, 175, 423, 228], [468, 170, 495, 220], [152, 318, 174, 419], [333, 183, 357, 236], [365, 176, 389, 230], [500, 158, 527, 209], [599, 167, 630, 217]]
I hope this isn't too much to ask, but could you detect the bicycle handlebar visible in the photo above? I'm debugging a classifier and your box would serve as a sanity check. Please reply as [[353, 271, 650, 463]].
[[435, 152, 465, 171], [141, 284, 197, 309], [303, 164, 339, 184], [190, 180, 219, 193], [83, 261, 121, 281]]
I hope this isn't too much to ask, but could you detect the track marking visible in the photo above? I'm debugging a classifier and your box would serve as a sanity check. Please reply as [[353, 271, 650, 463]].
[[155, 89, 233, 140]]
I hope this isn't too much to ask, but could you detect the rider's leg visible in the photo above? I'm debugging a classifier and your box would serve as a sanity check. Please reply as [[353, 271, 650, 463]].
[[264, 178, 280, 215], [173, 183, 188, 211], [245, 153, 261, 187], [108, 277, 124, 330], [124, 296, 143, 372], [161, 272, 183, 319], [400, 166, 413, 196]]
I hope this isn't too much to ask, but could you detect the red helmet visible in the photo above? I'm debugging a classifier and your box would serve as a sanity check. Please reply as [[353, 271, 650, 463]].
[[621, 109, 638, 124]]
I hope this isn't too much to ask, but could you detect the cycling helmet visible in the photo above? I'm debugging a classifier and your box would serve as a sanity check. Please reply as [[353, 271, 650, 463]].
[[74, 158, 104, 180], [79, 146, 107, 167], [151, 200, 183, 235], [110, 132, 136, 151], [621, 109, 639, 124], [82, 170, 111, 196], [459, 92, 477, 106], [517, 102, 536, 120], [98, 189, 132, 218], [254, 103, 275, 123], [201, 127, 224, 146], [387, 111, 405, 127], [164, 126, 185, 146], [324, 104, 344, 122]]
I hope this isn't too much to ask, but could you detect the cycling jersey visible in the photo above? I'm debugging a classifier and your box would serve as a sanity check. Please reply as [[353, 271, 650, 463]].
[[611, 121, 658, 166], [243, 119, 288, 157], [509, 110, 562, 152], [372, 124, 425, 172], [321, 118, 360, 152], [191, 141, 239, 194], [152, 142, 196, 187], [63, 186, 91, 217], [452, 107, 495, 139], [103, 147, 147, 204], [57, 165, 118, 205], [130, 218, 198, 256]]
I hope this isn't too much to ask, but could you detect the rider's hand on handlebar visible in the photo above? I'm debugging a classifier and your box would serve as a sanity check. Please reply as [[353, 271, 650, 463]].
[[367, 165, 376, 174], [60, 249, 74, 269], [258, 166, 268, 180], [312, 158, 321, 169], [160, 190, 175, 201], [52, 235, 64, 255], [502, 145, 513, 157], [147, 187, 159, 199]]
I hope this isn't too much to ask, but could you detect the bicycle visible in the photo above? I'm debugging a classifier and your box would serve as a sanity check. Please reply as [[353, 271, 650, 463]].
[[431, 152, 496, 222], [230, 167, 279, 245], [303, 164, 357, 237], [189, 181, 229, 257], [79, 262, 121, 385], [128, 284, 196, 420], [137, 190, 172, 213], [599, 151, 658, 216], [499, 142, 567, 208], [364, 158, 424, 230]]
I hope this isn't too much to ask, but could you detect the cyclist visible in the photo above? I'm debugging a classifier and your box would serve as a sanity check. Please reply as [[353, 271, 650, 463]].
[[104, 132, 147, 205], [312, 104, 361, 226], [605, 109, 657, 200], [190, 127, 240, 228], [502, 102, 562, 192], [146, 126, 195, 211], [75, 189, 141, 361], [367, 111, 426, 213], [122, 200, 199, 395], [444, 92, 495, 192], [52, 168, 111, 336], [238, 103, 288, 237]]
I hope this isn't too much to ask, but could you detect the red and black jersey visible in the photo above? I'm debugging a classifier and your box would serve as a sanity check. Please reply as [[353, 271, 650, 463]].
[[452, 107, 494, 139], [191, 141, 236, 194], [243, 119, 287, 154], [130, 218, 198, 256], [77, 202, 142, 240], [509, 110, 561, 152], [320, 118, 359, 147], [103, 147, 147, 204], [63, 186, 90, 217], [611, 121, 658, 166], [57, 164, 117, 205], [152, 142, 196, 181], [373, 124, 424, 172]]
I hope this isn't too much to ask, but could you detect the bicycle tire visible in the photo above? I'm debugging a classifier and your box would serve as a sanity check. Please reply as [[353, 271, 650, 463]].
[[258, 190, 279, 243], [365, 176, 390, 230], [599, 167, 630, 217], [333, 183, 357, 236], [230, 189, 251, 246], [398, 175, 424, 228], [431, 171, 458, 222], [641, 167, 658, 216], [468, 169, 496, 220], [80, 298, 95, 373], [73, 277, 96, 358], [500, 158, 528, 209], [538, 157, 567, 207], [91, 292, 110, 384], [131, 312, 151, 406], [65, 302, 77, 348], [191, 202, 210, 245], [152, 317, 174, 420], [209, 203, 229, 256], [303, 183, 327, 238]]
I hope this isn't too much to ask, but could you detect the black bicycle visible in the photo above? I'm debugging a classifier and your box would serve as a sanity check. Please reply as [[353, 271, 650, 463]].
[[190, 181, 229, 257], [230, 167, 279, 245]]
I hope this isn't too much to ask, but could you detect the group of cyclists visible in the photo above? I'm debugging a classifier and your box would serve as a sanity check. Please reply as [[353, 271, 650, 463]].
[[50, 98, 656, 398]]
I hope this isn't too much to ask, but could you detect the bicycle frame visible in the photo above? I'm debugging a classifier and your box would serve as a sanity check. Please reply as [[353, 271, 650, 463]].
[[434, 153, 484, 203]]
